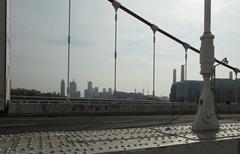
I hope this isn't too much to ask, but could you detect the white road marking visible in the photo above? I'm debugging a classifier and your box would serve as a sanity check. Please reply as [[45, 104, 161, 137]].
[[102, 120, 135, 123], [0, 123, 37, 127]]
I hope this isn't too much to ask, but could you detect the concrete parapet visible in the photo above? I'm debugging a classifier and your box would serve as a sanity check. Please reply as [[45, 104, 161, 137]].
[[7, 102, 240, 115]]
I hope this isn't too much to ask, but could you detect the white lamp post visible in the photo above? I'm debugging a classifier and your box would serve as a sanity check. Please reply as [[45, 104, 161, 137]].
[[192, 0, 219, 131]]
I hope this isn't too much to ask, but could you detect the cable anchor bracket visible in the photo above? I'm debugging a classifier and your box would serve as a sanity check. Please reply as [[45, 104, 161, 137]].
[[151, 24, 158, 34], [234, 68, 240, 77], [151, 24, 158, 43], [112, 0, 121, 12], [183, 42, 190, 52]]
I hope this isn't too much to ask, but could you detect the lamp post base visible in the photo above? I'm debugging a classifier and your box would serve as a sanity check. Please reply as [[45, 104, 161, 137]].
[[192, 74, 219, 131]]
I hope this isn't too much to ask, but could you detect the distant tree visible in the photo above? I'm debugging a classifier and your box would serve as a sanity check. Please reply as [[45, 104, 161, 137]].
[[11, 88, 41, 96], [11, 88, 61, 97]]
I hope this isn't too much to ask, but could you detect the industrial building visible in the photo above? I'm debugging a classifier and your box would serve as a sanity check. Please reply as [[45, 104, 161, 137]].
[[170, 80, 202, 103], [170, 78, 240, 103]]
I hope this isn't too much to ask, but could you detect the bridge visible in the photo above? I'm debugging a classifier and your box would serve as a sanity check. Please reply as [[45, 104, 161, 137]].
[[1, 0, 240, 153]]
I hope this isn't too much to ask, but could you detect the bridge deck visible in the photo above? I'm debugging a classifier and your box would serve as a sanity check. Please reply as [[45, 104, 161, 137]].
[[0, 120, 240, 154]]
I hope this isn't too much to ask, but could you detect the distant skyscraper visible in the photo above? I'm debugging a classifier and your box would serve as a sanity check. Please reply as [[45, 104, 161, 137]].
[[70, 81, 77, 97], [93, 87, 99, 97], [84, 89, 88, 98], [181, 65, 184, 82], [108, 88, 112, 95], [76, 91, 81, 97], [102, 88, 107, 98], [229, 71, 233, 80], [87, 81, 93, 98], [60, 79, 65, 96], [173, 69, 176, 84]]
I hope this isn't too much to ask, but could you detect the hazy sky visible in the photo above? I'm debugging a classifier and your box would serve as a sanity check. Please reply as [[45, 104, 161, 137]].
[[11, 0, 240, 96]]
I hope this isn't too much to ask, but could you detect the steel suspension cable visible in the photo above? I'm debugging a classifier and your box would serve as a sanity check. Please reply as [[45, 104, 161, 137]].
[[67, 0, 71, 101], [107, 0, 240, 74], [185, 50, 187, 80], [151, 25, 158, 99], [112, 1, 120, 98], [235, 72, 238, 103], [114, 10, 117, 97], [183, 43, 189, 81]]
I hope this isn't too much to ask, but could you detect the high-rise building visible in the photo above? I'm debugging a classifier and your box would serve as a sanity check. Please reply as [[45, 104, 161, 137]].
[[181, 65, 184, 82], [102, 88, 107, 98], [84, 89, 88, 98], [69, 81, 81, 98], [60, 79, 65, 96], [108, 88, 112, 95], [70, 81, 77, 97], [173, 69, 177, 84], [93, 87, 99, 97], [76, 91, 81, 97], [87, 81, 93, 98]]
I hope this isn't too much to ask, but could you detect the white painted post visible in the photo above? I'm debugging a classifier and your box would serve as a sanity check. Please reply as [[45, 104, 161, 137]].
[[192, 0, 219, 131], [0, 0, 11, 111]]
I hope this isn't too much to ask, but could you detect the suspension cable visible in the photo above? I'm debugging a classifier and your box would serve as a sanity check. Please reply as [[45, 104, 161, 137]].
[[151, 24, 158, 99], [183, 43, 189, 81], [112, 0, 120, 98], [107, 0, 240, 74], [235, 71, 238, 103], [67, 0, 71, 101]]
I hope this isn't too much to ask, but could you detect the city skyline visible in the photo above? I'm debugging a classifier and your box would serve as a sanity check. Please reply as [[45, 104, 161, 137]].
[[57, 79, 170, 100], [11, 0, 240, 96], [60, 79, 133, 98]]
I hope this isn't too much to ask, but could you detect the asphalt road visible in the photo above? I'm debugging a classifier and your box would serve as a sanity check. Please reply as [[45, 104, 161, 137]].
[[0, 114, 240, 134]]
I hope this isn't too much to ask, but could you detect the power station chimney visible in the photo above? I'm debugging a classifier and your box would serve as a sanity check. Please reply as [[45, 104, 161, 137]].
[[229, 71, 233, 80], [181, 65, 184, 82], [173, 69, 177, 84]]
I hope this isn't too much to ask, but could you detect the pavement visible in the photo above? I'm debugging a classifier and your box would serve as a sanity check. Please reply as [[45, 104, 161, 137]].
[[1, 114, 240, 153], [0, 114, 240, 134]]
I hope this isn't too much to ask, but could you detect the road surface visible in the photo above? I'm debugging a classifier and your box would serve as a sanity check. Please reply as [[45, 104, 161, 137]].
[[0, 114, 239, 134]]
